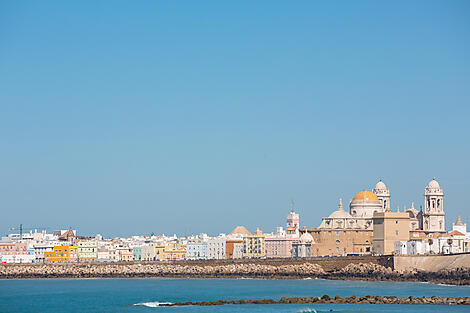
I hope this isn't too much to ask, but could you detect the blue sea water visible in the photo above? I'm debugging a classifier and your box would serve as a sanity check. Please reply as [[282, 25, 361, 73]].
[[0, 278, 469, 313]]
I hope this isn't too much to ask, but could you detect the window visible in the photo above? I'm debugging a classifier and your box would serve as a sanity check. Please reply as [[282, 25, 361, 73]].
[[396, 231, 399, 236]]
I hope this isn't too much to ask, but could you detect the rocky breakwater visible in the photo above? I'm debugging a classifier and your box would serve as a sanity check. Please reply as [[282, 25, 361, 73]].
[[0, 262, 325, 279], [1, 261, 469, 285], [157, 295, 470, 306]]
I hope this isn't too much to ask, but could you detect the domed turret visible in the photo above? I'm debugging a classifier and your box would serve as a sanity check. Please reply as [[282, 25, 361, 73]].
[[423, 179, 445, 232], [372, 180, 391, 211], [427, 179, 441, 190], [299, 232, 314, 243]]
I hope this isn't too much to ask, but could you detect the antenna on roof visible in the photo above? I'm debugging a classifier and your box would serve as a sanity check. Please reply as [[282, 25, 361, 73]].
[[290, 197, 295, 212]]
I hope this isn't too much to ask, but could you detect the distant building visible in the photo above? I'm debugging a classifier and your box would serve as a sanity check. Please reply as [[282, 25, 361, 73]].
[[0, 242, 27, 256], [77, 241, 98, 262], [186, 241, 208, 260], [265, 237, 297, 258], [141, 244, 156, 261], [286, 211, 300, 237], [372, 211, 410, 255], [45, 246, 78, 263], [207, 237, 226, 260], [225, 239, 243, 259], [292, 232, 314, 258], [422, 179, 446, 233], [132, 247, 142, 261], [33, 244, 54, 263], [243, 228, 265, 259], [156, 243, 186, 261]]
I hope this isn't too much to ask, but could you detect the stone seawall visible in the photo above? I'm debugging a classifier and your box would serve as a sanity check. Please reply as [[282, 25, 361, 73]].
[[394, 253, 470, 272], [1, 256, 469, 284]]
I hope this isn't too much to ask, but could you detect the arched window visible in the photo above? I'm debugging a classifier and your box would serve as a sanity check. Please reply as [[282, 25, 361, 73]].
[[384, 200, 387, 209], [432, 200, 435, 209], [440, 221, 443, 230], [437, 199, 440, 208]]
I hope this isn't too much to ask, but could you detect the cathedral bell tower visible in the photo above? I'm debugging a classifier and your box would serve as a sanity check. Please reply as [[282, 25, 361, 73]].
[[423, 179, 445, 232], [372, 180, 390, 212]]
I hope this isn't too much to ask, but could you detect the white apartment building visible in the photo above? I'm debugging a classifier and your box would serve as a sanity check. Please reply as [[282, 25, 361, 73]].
[[207, 237, 226, 260]]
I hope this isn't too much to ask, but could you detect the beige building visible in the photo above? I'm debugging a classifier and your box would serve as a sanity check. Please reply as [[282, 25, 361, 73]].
[[308, 197, 375, 256], [372, 211, 410, 255], [243, 228, 265, 258]]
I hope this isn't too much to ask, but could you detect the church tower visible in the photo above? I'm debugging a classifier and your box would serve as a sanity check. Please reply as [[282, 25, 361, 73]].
[[422, 179, 446, 232], [372, 180, 390, 211]]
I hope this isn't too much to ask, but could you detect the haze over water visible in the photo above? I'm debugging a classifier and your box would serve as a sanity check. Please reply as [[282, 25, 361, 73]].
[[1, 278, 469, 313]]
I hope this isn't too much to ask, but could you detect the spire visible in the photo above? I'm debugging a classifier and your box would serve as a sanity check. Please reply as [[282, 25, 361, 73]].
[[411, 202, 415, 210], [338, 198, 344, 211], [455, 216, 464, 226]]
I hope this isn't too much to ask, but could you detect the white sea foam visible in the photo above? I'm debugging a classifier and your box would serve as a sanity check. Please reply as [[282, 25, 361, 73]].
[[134, 301, 173, 307], [297, 309, 317, 313]]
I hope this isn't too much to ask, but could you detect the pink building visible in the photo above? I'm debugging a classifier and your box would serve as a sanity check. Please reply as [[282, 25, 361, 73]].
[[0, 242, 27, 256], [265, 237, 298, 258]]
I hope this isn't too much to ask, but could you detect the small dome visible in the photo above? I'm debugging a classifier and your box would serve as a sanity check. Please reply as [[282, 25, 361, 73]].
[[328, 210, 353, 219], [299, 232, 314, 243], [374, 181, 387, 191], [229, 226, 252, 236], [427, 179, 440, 189], [352, 190, 379, 202]]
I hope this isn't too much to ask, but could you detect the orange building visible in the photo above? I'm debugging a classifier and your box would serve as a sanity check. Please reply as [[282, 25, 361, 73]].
[[226, 239, 243, 259], [44, 246, 78, 263]]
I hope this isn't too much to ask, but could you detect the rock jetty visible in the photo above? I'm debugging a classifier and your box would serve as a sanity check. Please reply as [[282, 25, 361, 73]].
[[1, 261, 469, 285], [157, 295, 470, 306]]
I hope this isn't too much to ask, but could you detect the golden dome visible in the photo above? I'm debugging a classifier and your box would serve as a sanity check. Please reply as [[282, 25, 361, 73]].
[[352, 190, 379, 202]]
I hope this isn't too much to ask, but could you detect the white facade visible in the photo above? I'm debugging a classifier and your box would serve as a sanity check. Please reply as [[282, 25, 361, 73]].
[[232, 242, 243, 259], [141, 244, 156, 261], [373, 180, 391, 210], [394, 241, 407, 255], [33, 244, 54, 263], [207, 237, 226, 260], [1, 254, 35, 263], [452, 216, 468, 238], [423, 179, 445, 232]]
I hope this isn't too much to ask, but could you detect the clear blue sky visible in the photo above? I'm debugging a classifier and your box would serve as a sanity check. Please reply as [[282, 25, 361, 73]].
[[1, 1, 469, 237]]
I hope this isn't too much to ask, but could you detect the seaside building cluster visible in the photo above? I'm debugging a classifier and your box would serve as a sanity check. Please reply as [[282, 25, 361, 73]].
[[0, 179, 468, 264]]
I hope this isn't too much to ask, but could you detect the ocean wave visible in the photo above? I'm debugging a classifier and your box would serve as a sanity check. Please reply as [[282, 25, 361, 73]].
[[134, 302, 173, 307], [298, 309, 317, 313]]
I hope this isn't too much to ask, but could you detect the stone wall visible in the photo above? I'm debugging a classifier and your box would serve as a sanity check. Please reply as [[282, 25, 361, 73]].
[[394, 253, 470, 272]]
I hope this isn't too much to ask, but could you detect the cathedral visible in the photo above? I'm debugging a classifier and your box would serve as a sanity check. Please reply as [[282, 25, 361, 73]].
[[306, 179, 447, 257]]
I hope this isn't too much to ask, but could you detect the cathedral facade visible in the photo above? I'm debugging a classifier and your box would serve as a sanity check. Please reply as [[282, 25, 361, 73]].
[[306, 179, 447, 256]]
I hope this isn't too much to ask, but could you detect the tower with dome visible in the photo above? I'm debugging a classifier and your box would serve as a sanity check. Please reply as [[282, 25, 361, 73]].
[[422, 179, 446, 233]]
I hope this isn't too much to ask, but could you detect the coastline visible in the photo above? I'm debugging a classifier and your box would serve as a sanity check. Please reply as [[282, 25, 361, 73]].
[[1, 260, 469, 285]]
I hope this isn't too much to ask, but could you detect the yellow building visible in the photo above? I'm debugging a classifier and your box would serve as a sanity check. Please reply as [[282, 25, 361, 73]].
[[155, 243, 187, 261], [44, 246, 78, 263], [243, 228, 265, 258]]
